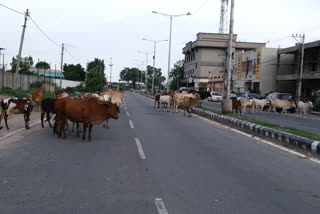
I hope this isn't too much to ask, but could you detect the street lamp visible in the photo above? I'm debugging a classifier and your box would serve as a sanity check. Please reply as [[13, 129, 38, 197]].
[[142, 38, 167, 94], [138, 51, 153, 90], [134, 59, 144, 90], [152, 10, 191, 92]]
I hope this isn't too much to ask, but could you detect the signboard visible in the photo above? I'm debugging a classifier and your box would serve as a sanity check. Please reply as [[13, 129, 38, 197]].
[[255, 48, 261, 79], [237, 53, 242, 80]]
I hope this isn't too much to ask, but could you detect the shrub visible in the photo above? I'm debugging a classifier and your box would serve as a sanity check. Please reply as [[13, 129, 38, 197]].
[[30, 81, 42, 89], [314, 99, 320, 112]]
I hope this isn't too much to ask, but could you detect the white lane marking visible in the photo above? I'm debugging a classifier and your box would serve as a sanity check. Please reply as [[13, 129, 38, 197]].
[[2, 120, 41, 139], [134, 138, 146, 159], [192, 113, 320, 165], [125, 106, 127, 110], [129, 120, 134, 129], [155, 198, 168, 214], [126, 111, 130, 117]]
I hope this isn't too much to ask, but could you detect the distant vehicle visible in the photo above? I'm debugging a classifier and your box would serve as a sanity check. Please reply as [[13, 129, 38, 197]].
[[141, 88, 146, 92], [208, 92, 222, 102], [265, 92, 295, 113], [241, 93, 261, 99], [266, 92, 293, 100]]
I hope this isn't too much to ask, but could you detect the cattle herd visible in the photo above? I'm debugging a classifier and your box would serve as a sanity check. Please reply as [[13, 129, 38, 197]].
[[0, 88, 315, 142], [154, 91, 314, 119], [154, 91, 202, 117], [0, 89, 125, 141]]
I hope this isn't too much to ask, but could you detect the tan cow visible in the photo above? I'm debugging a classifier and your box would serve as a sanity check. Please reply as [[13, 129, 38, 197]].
[[182, 96, 198, 117], [173, 92, 201, 113], [252, 98, 270, 113], [32, 88, 44, 112], [269, 99, 296, 114]]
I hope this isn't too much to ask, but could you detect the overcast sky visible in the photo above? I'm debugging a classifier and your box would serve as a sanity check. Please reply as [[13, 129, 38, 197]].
[[1, 0, 319, 82]]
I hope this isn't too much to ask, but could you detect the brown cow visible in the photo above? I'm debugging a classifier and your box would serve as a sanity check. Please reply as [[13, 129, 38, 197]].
[[182, 96, 198, 117], [32, 88, 44, 112], [55, 97, 119, 141], [232, 99, 242, 115]]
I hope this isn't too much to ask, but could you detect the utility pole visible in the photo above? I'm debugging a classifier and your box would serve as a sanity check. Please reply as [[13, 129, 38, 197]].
[[292, 34, 305, 102], [37, 58, 40, 81], [109, 57, 113, 89], [0, 48, 5, 88], [152, 41, 156, 94], [85, 60, 89, 83], [55, 64, 57, 87], [226, 0, 234, 99], [13, 9, 29, 90], [60, 43, 64, 89], [221, 0, 234, 114]]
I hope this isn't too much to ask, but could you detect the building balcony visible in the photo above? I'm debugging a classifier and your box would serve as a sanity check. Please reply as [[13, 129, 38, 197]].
[[277, 72, 320, 81]]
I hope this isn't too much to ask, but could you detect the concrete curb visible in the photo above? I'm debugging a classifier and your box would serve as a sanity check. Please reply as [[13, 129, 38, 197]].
[[138, 92, 320, 154], [191, 107, 320, 154]]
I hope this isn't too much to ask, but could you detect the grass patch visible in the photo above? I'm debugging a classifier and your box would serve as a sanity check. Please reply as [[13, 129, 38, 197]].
[[199, 107, 320, 141], [0, 87, 56, 99]]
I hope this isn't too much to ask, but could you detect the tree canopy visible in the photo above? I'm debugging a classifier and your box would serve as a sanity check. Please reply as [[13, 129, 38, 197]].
[[119, 65, 166, 91], [35, 61, 50, 70], [169, 60, 184, 90], [10, 56, 34, 74], [85, 70, 106, 92], [87, 58, 105, 75], [63, 63, 86, 81], [119, 67, 145, 89]]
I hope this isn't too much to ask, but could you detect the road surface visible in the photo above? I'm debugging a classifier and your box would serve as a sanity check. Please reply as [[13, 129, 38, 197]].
[[0, 92, 319, 214]]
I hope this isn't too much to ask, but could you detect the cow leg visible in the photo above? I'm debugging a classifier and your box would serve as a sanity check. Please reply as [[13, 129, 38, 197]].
[[41, 112, 45, 128], [153, 100, 156, 108], [76, 122, 80, 137], [47, 113, 53, 128], [88, 124, 93, 141], [72, 122, 75, 132], [61, 118, 67, 139], [4, 112, 9, 130], [188, 107, 192, 117], [82, 123, 88, 142]]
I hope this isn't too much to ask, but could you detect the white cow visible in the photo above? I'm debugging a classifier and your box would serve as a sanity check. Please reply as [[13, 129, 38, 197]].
[[253, 98, 270, 113], [269, 99, 296, 115], [239, 97, 254, 114], [296, 101, 313, 119], [159, 95, 172, 112]]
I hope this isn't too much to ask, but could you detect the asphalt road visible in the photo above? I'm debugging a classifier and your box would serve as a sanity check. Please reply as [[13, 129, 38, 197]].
[[201, 100, 320, 135], [0, 92, 320, 214]]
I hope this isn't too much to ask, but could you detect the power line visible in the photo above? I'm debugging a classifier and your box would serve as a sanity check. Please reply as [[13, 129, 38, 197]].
[[193, 0, 210, 14], [64, 48, 83, 64], [0, 3, 25, 15], [29, 16, 61, 48]]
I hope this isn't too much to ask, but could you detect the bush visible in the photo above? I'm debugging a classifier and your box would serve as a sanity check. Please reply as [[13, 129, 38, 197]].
[[314, 99, 320, 112], [29, 81, 42, 89]]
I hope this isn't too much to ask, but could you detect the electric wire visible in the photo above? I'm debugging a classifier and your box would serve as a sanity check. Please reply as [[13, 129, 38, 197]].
[[0, 3, 25, 16]]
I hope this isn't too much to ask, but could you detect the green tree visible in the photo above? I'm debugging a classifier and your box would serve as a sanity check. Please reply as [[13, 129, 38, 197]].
[[146, 65, 166, 90], [10, 55, 34, 74], [88, 58, 105, 75], [119, 67, 145, 89], [169, 60, 184, 90], [85, 70, 106, 92], [63, 63, 86, 81], [35, 61, 50, 70]]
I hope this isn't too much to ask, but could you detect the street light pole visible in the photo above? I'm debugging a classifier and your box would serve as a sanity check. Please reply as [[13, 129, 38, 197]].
[[152, 11, 191, 92], [143, 38, 167, 94], [138, 51, 153, 89]]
